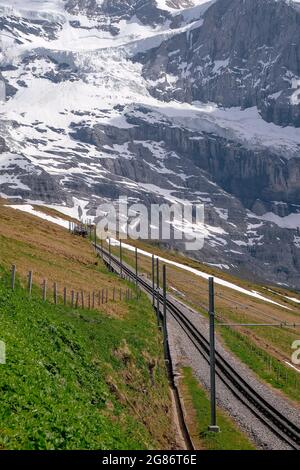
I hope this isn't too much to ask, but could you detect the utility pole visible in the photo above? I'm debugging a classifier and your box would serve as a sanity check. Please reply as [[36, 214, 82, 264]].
[[208, 276, 220, 433]]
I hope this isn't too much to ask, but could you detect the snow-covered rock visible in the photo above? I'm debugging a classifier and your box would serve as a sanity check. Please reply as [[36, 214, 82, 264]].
[[0, 0, 300, 288]]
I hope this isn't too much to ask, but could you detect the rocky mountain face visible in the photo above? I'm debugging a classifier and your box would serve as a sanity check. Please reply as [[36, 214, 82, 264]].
[[64, 0, 164, 31], [65, 0, 194, 19], [1, 0, 300, 289], [139, 0, 300, 127]]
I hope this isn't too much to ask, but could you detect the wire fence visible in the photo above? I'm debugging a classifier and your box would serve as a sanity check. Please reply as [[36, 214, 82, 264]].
[[6, 264, 138, 310]]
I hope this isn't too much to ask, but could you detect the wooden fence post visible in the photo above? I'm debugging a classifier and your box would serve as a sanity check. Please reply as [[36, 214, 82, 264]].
[[75, 292, 79, 309], [92, 291, 95, 309], [63, 287, 67, 306], [71, 290, 75, 308], [11, 265, 16, 290], [81, 290, 84, 309], [42, 279, 47, 301], [54, 282, 58, 305], [98, 290, 101, 306], [28, 271, 33, 296]]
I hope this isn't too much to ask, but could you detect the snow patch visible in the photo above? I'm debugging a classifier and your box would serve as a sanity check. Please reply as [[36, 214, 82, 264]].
[[260, 212, 300, 229], [6, 204, 70, 228], [108, 239, 291, 309]]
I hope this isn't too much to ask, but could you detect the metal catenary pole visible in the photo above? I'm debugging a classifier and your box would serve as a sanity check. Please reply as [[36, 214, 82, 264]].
[[152, 255, 155, 306], [162, 265, 168, 358], [120, 239, 123, 277], [156, 257, 160, 321], [109, 238, 112, 271], [208, 276, 220, 433], [135, 247, 138, 289]]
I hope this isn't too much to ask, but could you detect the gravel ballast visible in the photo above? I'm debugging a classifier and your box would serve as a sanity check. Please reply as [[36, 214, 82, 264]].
[[167, 297, 299, 450]]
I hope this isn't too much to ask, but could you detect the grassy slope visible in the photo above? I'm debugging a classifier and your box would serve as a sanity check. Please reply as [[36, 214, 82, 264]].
[[181, 368, 255, 450], [220, 327, 300, 403], [0, 202, 129, 317], [0, 276, 173, 449], [0, 204, 175, 449], [109, 240, 300, 404]]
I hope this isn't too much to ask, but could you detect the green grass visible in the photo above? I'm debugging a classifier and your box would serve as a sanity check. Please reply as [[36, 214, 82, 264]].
[[216, 306, 300, 357], [0, 273, 172, 450], [219, 326, 300, 404], [182, 368, 255, 450], [111, 241, 300, 404]]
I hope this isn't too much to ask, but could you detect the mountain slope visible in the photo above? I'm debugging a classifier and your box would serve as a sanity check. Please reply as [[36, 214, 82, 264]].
[[0, 201, 175, 449], [1, 0, 300, 289], [139, 0, 300, 127], [0, 275, 174, 449]]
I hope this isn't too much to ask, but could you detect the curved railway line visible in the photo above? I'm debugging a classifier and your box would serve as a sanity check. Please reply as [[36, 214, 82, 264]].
[[95, 243, 300, 450]]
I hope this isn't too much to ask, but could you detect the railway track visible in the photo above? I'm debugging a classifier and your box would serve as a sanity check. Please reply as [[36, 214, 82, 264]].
[[95, 243, 300, 450]]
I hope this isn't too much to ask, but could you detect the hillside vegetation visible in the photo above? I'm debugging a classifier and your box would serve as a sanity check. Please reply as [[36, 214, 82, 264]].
[[0, 203, 175, 449], [181, 368, 255, 450], [0, 201, 129, 316], [109, 239, 300, 404]]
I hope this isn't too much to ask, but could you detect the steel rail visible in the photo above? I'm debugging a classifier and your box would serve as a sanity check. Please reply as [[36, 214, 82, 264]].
[[95, 243, 300, 450]]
